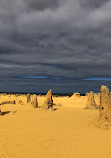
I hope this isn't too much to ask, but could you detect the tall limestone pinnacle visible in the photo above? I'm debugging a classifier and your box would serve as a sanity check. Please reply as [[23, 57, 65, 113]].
[[42, 89, 53, 110], [87, 91, 96, 108], [85, 91, 97, 109], [27, 93, 31, 104], [99, 85, 111, 125], [31, 94, 38, 108]]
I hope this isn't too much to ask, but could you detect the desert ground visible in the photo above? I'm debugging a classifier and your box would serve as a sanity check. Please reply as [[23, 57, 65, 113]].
[[0, 94, 110, 158]]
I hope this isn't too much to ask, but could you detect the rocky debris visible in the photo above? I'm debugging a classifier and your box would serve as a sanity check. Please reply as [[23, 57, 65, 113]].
[[10, 111, 16, 115], [0, 100, 16, 105], [42, 89, 53, 110], [19, 100, 23, 105], [54, 103, 62, 106]]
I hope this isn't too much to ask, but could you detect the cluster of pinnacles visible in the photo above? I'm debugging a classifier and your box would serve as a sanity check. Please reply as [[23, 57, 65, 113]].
[[26, 89, 53, 109], [0, 89, 53, 114], [85, 85, 111, 125], [1, 85, 111, 126], [26, 93, 38, 108]]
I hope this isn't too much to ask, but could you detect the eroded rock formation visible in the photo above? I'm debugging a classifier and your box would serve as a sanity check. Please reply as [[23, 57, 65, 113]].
[[42, 89, 53, 109], [27, 93, 31, 104], [71, 93, 81, 98], [99, 86, 111, 124], [85, 91, 97, 109], [31, 94, 38, 108]]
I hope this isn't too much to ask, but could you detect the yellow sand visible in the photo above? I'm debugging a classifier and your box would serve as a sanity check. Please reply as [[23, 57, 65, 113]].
[[0, 95, 110, 158]]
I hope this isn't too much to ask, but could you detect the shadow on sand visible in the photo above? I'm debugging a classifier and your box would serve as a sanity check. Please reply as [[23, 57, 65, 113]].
[[1, 111, 16, 116], [53, 108, 58, 111]]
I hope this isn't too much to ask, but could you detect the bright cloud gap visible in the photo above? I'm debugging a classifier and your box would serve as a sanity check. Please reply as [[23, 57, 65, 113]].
[[83, 78, 111, 81], [20, 76, 62, 80], [21, 76, 49, 79]]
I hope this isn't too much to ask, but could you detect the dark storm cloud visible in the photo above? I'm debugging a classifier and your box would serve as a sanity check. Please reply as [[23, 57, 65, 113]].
[[80, 0, 110, 9], [24, 0, 65, 11], [0, 0, 111, 93]]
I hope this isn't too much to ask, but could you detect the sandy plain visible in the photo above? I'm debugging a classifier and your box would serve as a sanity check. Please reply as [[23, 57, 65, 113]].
[[0, 94, 110, 158]]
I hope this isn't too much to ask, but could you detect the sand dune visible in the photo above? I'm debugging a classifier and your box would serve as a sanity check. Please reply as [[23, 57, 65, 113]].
[[0, 95, 110, 158]]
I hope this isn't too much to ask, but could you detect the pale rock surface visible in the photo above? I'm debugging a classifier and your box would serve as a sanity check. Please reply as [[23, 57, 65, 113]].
[[99, 85, 111, 125]]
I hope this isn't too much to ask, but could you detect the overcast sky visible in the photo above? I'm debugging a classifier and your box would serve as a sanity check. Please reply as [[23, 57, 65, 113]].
[[0, 0, 111, 93]]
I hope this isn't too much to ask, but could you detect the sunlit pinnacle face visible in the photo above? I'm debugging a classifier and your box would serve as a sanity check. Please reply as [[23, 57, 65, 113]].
[[0, 0, 111, 93]]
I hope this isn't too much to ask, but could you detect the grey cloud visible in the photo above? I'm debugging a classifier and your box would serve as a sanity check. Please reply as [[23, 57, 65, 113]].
[[0, 0, 111, 93], [24, 0, 65, 11], [80, 0, 110, 9]]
